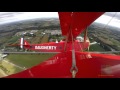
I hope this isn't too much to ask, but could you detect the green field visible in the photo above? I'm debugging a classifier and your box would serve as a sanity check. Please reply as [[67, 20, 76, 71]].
[[0, 53, 56, 77], [0, 69, 7, 77], [41, 34, 49, 43], [7, 54, 56, 68], [6, 36, 21, 44], [89, 43, 105, 51], [0, 60, 22, 75]]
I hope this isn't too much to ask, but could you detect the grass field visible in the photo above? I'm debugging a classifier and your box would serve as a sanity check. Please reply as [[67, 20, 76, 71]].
[[0, 53, 56, 77], [7, 54, 56, 68], [0, 69, 7, 77], [0, 60, 23, 75], [41, 34, 49, 43], [6, 36, 21, 44], [89, 43, 105, 51]]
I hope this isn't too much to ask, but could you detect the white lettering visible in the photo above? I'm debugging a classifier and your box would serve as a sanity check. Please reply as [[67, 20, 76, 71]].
[[48, 46, 51, 49], [35, 46, 57, 50], [54, 46, 56, 50]]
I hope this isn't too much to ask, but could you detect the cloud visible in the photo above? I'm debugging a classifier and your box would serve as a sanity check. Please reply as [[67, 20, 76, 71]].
[[0, 12, 120, 29], [104, 12, 120, 19], [95, 12, 120, 28], [0, 12, 58, 25]]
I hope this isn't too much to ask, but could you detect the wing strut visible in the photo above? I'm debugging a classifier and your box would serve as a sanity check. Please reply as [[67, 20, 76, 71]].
[[64, 27, 71, 52], [83, 28, 90, 51], [70, 29, 78, 78], [63, 12, 73, 52]]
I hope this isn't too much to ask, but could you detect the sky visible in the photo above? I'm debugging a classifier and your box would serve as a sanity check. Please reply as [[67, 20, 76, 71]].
[[0, 12, 58, 25], [95, 12, 120, 28], [0, 12, 120, 28]]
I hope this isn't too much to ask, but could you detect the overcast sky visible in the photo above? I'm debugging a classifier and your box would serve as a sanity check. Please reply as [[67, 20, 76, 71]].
[[95, 12, 120, 28], [0, 12, 120, 28], [0, 12, 58, 25]]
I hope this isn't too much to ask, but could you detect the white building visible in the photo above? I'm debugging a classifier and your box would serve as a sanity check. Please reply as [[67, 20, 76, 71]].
[[76, 36, 84, 42]]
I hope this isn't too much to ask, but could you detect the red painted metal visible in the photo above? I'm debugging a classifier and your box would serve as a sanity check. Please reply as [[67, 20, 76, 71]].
[[58, 12, 72, 36], [23, 40, 89, 52], [6, 51, 120, 78]]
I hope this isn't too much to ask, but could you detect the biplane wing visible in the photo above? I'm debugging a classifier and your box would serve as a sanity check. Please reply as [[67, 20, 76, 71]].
[[59, 12, 104, 41], [6, 51, 120, 78]]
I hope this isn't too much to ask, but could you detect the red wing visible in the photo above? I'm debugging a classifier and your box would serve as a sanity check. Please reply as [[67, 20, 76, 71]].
[[58, 12, 104, 40], [75, 52, 120, 78], [58, 12, 72, 36], [6, 51, 120, 78], [5, 52, 72, 78]]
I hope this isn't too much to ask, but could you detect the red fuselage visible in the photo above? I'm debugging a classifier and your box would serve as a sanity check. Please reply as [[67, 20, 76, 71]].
[[24, 40, 89, 52]]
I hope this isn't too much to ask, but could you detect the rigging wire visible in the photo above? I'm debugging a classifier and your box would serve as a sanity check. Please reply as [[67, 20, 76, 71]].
[[68, 12, 78, 78], [70, 27, 78, 78], [102, 12, 117, 30], [88, 12, 119, 54]]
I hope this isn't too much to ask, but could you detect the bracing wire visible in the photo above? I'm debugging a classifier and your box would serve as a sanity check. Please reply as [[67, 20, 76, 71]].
[[88, 12, 120, 54], [102, 12, 117, 30]]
